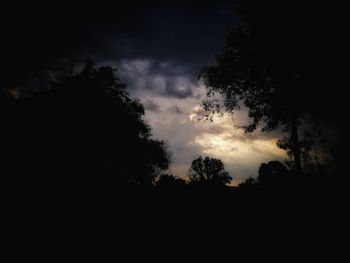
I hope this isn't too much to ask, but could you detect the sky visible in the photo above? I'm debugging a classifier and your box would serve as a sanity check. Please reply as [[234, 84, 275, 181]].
[[3, 1, 289, 183], [89, 1, 287, 183], [114, 58, 286, 184]]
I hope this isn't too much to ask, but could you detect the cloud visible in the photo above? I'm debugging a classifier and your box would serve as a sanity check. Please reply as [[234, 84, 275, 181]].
[[3, 1, 238, 89], [165, 77, 194, 99], [96, 1, 238, 71], [3, 0, 283, 184], [117, 59, 199, 99], [189, 105, 206, 122], [189, 113, 287, 181], [142, 99, 160, 112], [113, 57, 288, 183], [129, 70, 287, 183], [167, 105, 184, 114], [119, 59, 152, 77]]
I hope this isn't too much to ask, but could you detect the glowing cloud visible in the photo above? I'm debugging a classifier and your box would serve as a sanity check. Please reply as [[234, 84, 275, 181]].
[[117, 58, 288, 183]]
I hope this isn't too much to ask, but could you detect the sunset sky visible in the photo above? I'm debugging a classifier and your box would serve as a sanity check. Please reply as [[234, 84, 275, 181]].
[[6, 1, 289, 183], [115, 59, 286, 183], [77, 1, 288, 182], [2, 1, 344, 252]]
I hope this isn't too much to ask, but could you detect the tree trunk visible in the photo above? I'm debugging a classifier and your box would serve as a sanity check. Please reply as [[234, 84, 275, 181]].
[[291, 116, 302, 174]]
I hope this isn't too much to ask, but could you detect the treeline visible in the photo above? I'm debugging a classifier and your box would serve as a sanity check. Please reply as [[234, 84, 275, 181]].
[[1, 62, 345, 222], [1, 60, 347, 258]]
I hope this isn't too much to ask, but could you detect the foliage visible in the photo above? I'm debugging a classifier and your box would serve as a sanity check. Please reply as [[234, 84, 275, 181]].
[[257, 161, 287, 184], [54, 61, 171, 186], [199, 0, 334, 172], [189, 156, 232, 185], [156, 174, 187, 188]]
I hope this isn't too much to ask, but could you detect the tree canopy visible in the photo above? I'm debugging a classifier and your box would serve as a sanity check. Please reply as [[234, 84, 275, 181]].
[[2, 61, 171, 197], [258, 161, 288, 185], [199, 0, 335, 173], [189, 156, 232, 186], [54, 61, 171, 186]]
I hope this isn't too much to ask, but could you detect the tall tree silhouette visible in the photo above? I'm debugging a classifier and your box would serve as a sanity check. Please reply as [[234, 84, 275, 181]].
[[2, 60, 171, 205], [199, 0, 334, 173], [50, 61, 170, 187], [189, 156, 232, 186]]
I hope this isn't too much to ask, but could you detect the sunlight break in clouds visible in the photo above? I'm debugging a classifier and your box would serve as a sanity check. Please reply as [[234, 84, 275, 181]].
[[189, 111, 287, 182], [115, 58, 287, 183]]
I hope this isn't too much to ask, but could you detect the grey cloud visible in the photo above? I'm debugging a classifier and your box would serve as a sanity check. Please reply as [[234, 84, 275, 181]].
[[6, 1, 237, 90], [165, 82, 193, 99], [93, 1, 238, 74], [167, 105, 184, 114], [117, 59, 197, 99], [143, 99, 160, 112]]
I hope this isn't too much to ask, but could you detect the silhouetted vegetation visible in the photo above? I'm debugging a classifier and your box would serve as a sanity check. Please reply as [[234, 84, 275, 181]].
[[156, 174, 187, 189], [2, 59, 346, 257], [2, 0, 347, 257], [188, 156, 232, 186], [258, 160, 287, 185], [199, 0, 341, 174], [1, 61, 172, 222]]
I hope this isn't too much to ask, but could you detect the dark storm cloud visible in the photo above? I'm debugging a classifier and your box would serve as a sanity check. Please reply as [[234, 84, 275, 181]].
[[2, 1, 238, 88], [2, 2, 117, 86], [98, 1, 238, 76]]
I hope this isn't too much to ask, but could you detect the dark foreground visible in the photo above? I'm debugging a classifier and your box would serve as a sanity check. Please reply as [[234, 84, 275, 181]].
[[3, 171, 348, 260]]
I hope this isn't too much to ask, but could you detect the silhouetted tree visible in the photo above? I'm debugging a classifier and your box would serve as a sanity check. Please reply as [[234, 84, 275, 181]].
[[49, 61, 171, 187], [199, 0, 334, 174], [258, 161, 287, 184], [189, 156, 232, 186], [277, 136, 315, 169], [2, 60, 171, 203], [238, 177, 257, 189], [156, 174, 187, 189]]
